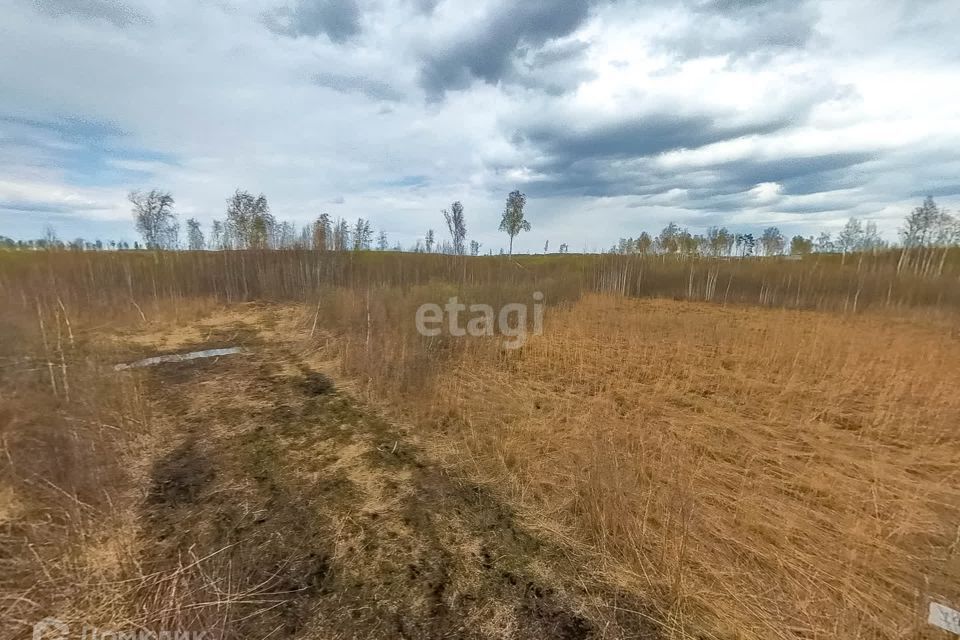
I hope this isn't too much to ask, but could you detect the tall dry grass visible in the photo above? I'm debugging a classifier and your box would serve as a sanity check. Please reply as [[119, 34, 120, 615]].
[[0, 291, 250, 637], [394, 296, 960, 639], [2, 248, 959, 638], [2, 248, 959, 323]]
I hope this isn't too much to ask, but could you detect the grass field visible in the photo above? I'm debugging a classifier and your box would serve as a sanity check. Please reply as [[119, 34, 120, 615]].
[[2, 250, 958, 639], [411, 296, 960, 638]]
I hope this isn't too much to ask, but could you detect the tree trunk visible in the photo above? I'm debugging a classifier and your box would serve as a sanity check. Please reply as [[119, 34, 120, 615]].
[[509, 235, 514, 256]]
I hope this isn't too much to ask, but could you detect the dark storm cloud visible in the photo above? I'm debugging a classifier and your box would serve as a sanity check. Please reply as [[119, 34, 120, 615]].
[[657, 0, 817, 61], [502, 111, 878, 210], [32, 0, 149, 27], [715, 152, 876, 193], [496, 154, 694, 200], [499, 63, 862, 201], [264, 0, 361, 42], [522, 114, 791, 162], [674, 189, 754, 213], [646, 183, 862, 217], [418, 0, 594, 98], [313, 72, 404, 101], [503, 112, 796, 197], [664, 153, 876, 213]]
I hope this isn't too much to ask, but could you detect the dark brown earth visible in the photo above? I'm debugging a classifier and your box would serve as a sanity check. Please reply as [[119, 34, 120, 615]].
[[128, 313, 658, 639]]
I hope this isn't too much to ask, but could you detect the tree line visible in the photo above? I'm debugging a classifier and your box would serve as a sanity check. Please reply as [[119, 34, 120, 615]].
[[606, 197, 958, 271], [608, 220, 885, 257], [122, 187, 533, 256], [3, 189, 956, 274]]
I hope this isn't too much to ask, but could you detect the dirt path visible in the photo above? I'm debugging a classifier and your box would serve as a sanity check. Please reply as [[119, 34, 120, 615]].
[[125, 309, 656, 639]]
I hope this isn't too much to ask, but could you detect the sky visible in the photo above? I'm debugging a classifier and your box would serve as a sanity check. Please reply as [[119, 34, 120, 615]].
[[1, 0, 959, 252]]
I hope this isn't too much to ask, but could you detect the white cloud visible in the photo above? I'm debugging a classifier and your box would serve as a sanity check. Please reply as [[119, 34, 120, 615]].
[[1, 0, 958, 249]]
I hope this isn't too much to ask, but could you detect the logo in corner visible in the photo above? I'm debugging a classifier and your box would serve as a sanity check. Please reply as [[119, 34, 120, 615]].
[[33, 618, 68, 640]]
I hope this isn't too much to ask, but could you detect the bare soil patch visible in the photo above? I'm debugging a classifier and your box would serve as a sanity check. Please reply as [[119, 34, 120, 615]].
[[128, 310, 656, 639]]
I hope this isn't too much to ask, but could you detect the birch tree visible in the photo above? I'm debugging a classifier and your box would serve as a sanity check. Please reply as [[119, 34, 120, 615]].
[[499, 190, 530, 256]]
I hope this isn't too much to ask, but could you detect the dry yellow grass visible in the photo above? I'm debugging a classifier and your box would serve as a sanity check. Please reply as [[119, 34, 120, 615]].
[[411, 295, 960, 639], [4, 246, 960, 639]]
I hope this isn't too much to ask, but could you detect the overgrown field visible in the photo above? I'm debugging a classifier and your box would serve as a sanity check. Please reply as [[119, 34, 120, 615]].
[[1, 249, 958, 639], [414, 296, 960, 638]]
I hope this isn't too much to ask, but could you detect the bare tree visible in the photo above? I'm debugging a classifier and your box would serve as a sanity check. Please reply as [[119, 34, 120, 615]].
[[186, 217, 204, 250], [276, 221, 297, 248], [814, 232, 835, 253], [837, 218, 863, 256], [442, 201, 467, 255], [677, 229, 698, 256], [499, 190, 530, 255], [790, 235, 813, 255], [898, 196, 958, 275], [130, 189, 178, 249], [352, 218, 373, 250], [636, 232, 652, 255], [226, 190, 272, 249], [332, 218, 350, 251], [862, 221, 884, 252], [312, 213, 332, 250], [425, 229, 435, 253], [706, 226, 734, 257], [209, 220, 225, 249], [900, 196, 943, 249], [760, 227, 785, 256], [656, 222, 681, 254]]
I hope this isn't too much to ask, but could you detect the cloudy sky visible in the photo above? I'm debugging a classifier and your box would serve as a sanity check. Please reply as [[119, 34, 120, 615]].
[[2, 0, 959, 251]]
